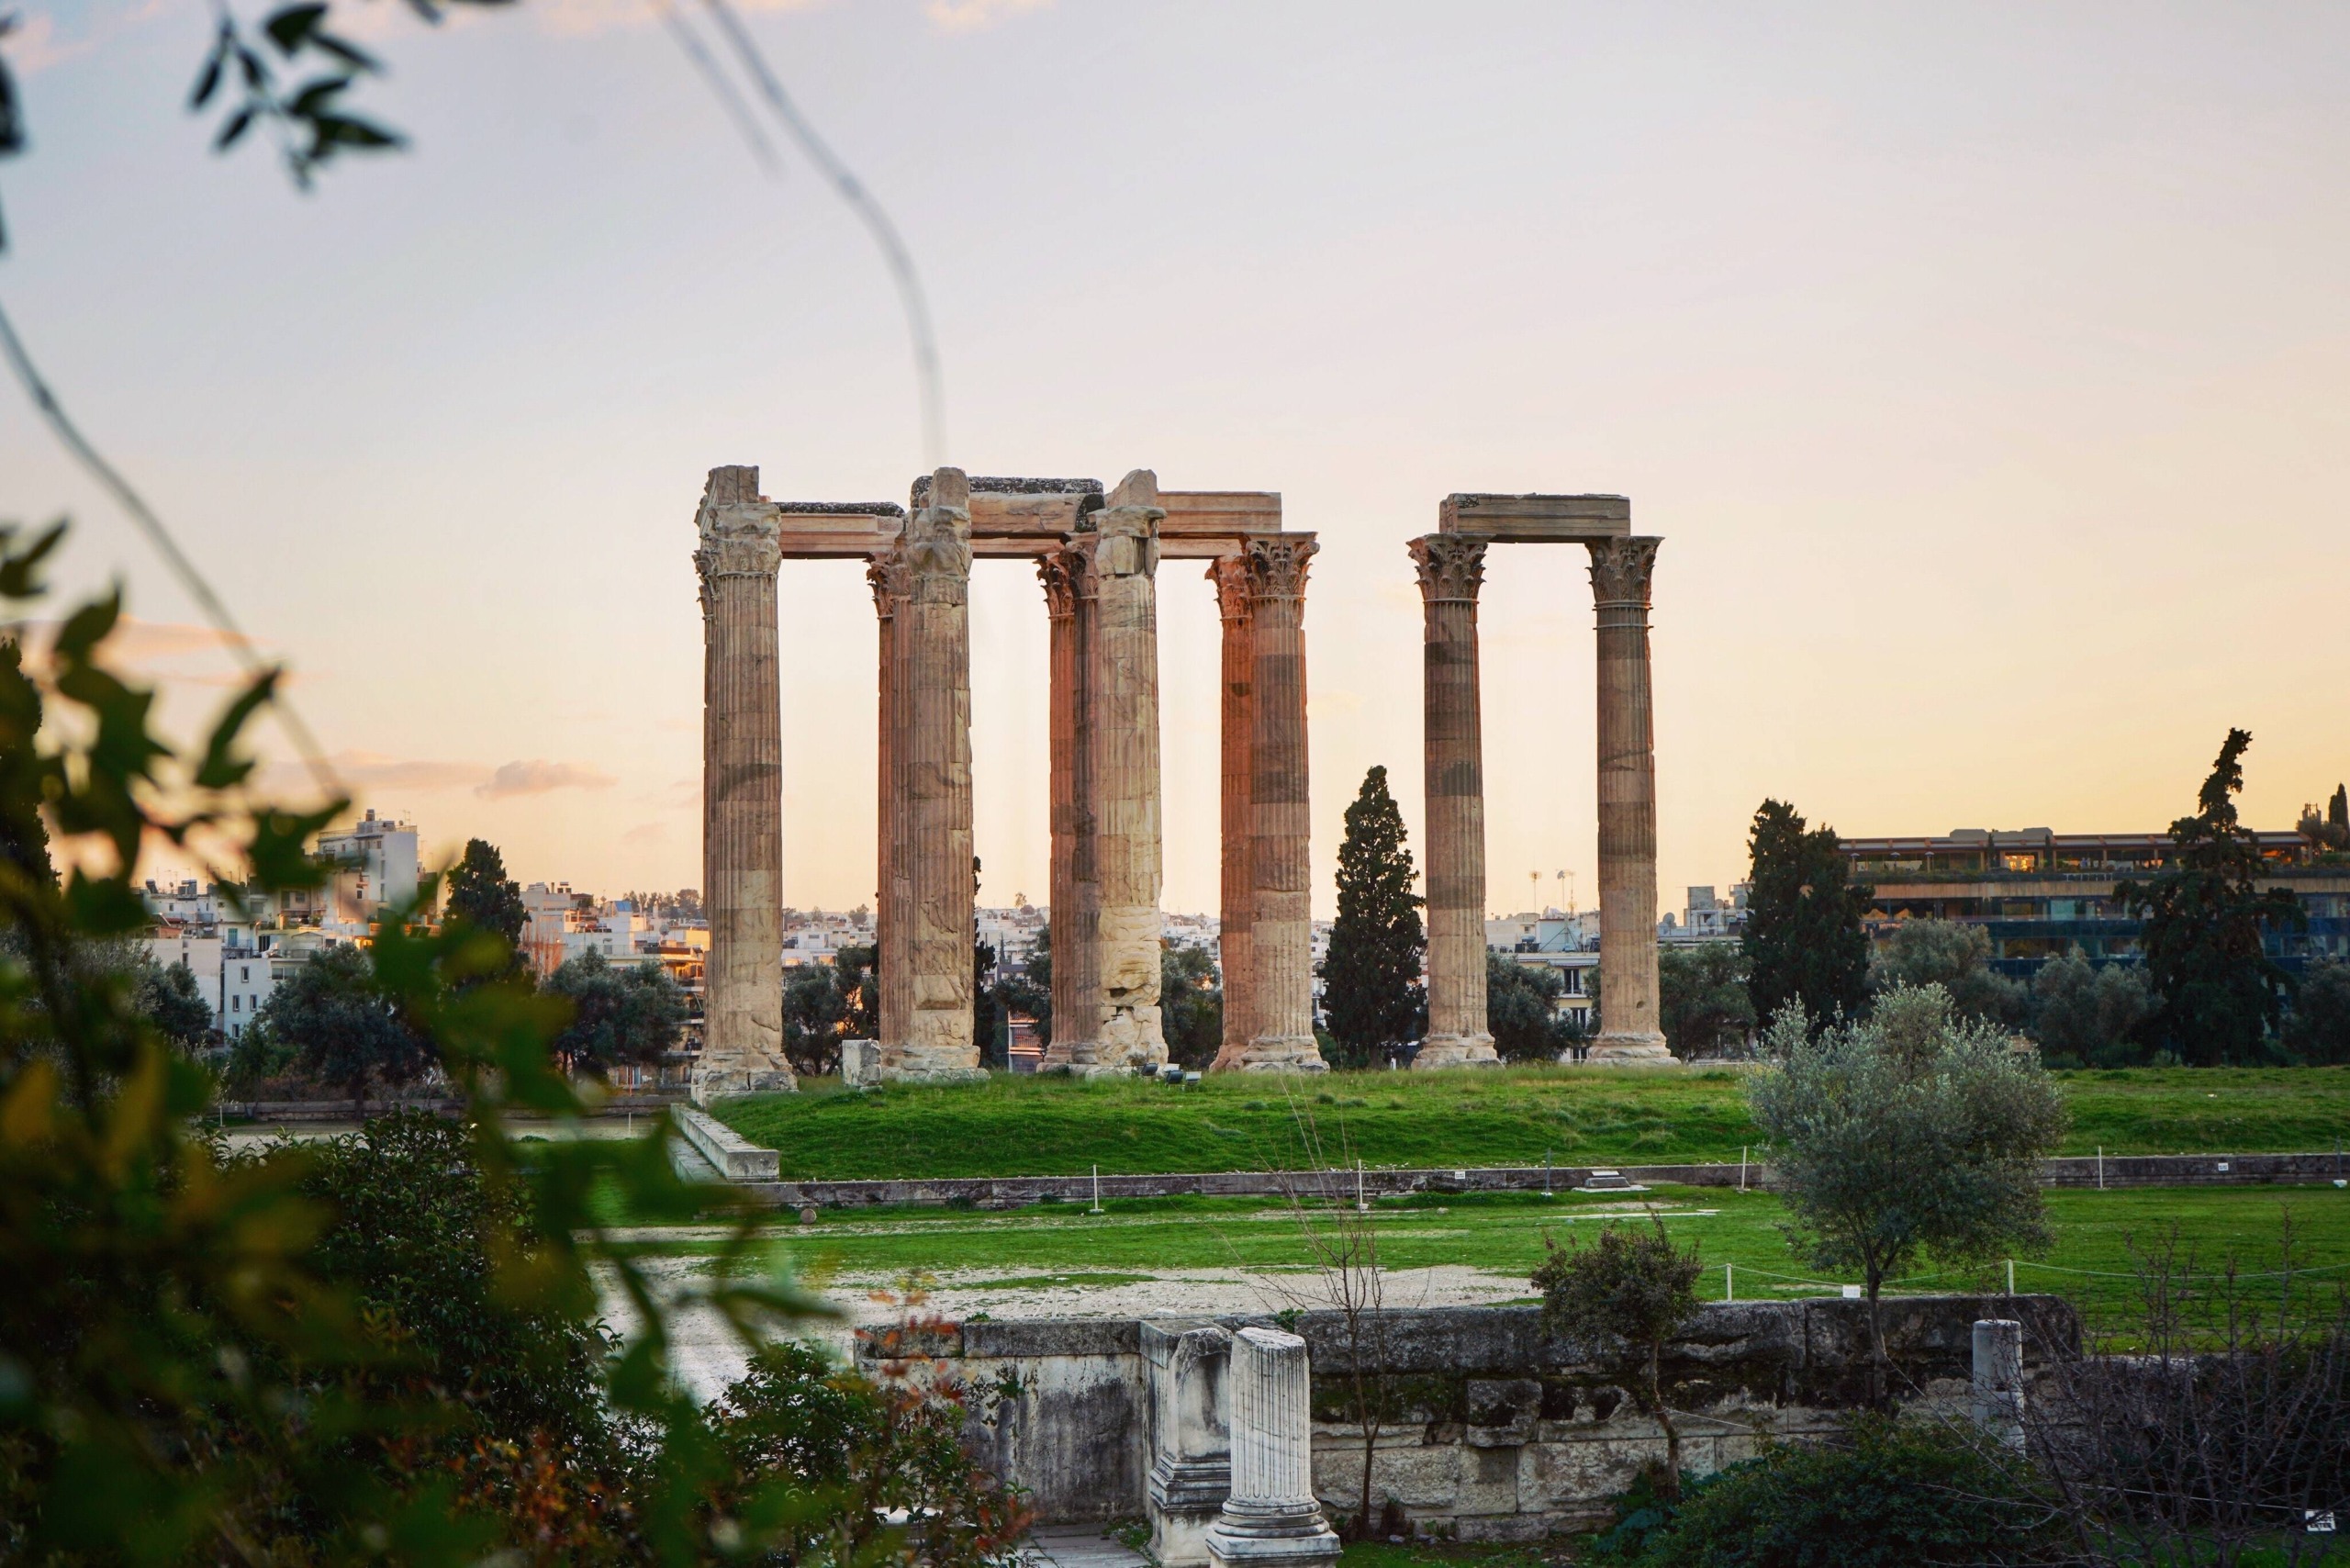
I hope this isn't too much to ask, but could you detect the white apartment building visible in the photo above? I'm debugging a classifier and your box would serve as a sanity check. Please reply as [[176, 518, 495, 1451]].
[[146, 929, 223, 1019], [316, 810, 421, 924]]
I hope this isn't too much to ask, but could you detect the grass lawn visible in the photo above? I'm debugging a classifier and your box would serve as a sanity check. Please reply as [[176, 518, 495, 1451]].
[[626, 1182, 2350, 1335], [707, 1066, 2350, 1181]]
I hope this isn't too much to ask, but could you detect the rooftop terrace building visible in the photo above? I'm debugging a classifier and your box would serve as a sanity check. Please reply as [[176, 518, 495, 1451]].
[[1840, 827, 2350, 975]]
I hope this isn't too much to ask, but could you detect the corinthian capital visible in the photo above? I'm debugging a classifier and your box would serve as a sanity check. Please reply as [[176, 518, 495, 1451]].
[[1408, 533, 1486, 602], [1207, 555, 1252, 622], [1585, 536, 1662, 608], [1035, 546, 1088, 618], [867, 544, 912, 615], [695, 465, 783, 579], [907, 466, 973, 586], [1242, 534, 1317, 600]]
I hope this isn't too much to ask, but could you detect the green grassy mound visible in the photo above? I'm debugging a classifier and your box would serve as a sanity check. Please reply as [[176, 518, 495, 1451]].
[[707, 1066, 2350, 1182], [637, 1184, 2350, 1337]]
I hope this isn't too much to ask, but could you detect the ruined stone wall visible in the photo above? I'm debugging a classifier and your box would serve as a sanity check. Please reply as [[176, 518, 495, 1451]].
[[855, 1297, 2076, 1536]]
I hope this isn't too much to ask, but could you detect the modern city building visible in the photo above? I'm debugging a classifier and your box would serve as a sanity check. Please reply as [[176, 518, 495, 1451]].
[[1840, 827, 2350, 976]]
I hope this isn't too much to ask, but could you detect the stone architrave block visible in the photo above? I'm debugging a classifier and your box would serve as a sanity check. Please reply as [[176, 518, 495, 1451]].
[[672, 1105, 779, 1182], [1463, 1377, 1541, 1447]]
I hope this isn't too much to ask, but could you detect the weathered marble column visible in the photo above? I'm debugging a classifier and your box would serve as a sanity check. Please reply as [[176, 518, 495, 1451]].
[[1410, 534, 1500, 1070], [882, 467, 983, 1081], [1144, 1320, 1234, 1567], [867, 546, 912, 1054], [1209, 556, 1256, 1071], [1038, 544, 1099, 1069], [1586, 536, 1673, 1063], [1203, 1327, 1339, 1568], [693, 465, 797, 1102], [1233, 535, 1325, 1072], [1086, 470, 1169, 1076]]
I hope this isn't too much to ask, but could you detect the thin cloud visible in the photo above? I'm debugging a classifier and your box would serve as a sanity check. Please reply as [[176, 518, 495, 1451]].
[[923, 0, 1051, 33], [334, 752, 496, 793], [476, 759, 619, 800]]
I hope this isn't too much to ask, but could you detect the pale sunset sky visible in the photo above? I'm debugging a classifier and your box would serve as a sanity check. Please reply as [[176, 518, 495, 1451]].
[[5, 1, 2345, 916]]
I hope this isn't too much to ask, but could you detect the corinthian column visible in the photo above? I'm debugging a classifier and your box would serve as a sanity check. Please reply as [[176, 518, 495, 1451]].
[[1410, 534, 1500, 1070], [693, 465, 797, 1103], [1231, 534, 1325, 1073], [1038, 544, 1099, 1069], [883, 467, 983, 1081], [1209, 556, 1255, 1071], [867, 546, 912, 1053], [1587, 535, 1673, 1064], [1203, 1327, 1339, 1568], [1086, 470, 1169, 1076]]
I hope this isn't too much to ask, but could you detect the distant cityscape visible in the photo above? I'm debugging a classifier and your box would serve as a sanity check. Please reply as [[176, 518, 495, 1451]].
[[138, 808, 2349, 1059]]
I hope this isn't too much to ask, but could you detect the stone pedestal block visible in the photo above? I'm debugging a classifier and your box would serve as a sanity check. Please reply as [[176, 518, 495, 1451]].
[[1145, 1321, 1234, 1567], [1206, 1327, 1340, 1568], [693, 465, 797, 1103], [1585, 537, 1674, 1066]]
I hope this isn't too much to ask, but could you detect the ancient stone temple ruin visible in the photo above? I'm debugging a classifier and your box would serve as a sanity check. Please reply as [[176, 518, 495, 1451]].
[[691, 466, 1671, 1101]]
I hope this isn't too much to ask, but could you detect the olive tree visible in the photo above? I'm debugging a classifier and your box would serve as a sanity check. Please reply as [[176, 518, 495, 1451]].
[[1746, 983, 2067, 1406], [1532, 1214, 1703, 1496]]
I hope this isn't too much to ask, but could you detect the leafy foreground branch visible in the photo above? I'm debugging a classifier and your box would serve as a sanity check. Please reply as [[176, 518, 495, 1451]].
[[0, 519, 1022, 1564]]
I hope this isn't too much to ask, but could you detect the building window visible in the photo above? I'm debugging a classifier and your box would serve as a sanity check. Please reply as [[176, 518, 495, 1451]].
[[231, 995, 240, 1013]]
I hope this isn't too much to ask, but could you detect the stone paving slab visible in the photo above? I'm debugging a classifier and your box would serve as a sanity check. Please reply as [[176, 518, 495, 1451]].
[[1023, 1526, 1150, 1568]]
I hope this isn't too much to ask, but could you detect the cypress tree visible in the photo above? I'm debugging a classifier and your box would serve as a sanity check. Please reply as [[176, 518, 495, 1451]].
[[1741, 798, 1872, 1030], [2118, 728, 2305, 1064], [444, 838, 527, 947], [1318, 766, 1427, 1065]]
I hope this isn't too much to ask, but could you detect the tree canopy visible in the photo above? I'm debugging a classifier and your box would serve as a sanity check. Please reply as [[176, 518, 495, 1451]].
[[544, 949, 688, 1078], [1160, 942, 1223, 1070], [2031, 949, 2153, 1068], [134, 953, 216, 1049], [443, 836, 527, 949], [1486, 954, 1584, 1063], [1867, 918, 2029, 1030], [1318, 766, 1427, 1066], [1747, 984, 2067, 1404], [2118, 729, 2305, 1065], [1658, 944, 1755, 1059], [1742, 798, 1872, 1032], [1534, 1215, 1702, 1496], [259, 940, 436, 1117]]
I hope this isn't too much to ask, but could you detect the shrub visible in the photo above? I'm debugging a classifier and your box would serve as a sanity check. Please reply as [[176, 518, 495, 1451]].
[[699, 1340, 1027, 1567], [1534, 1215, 1702, 1496], [1629, 1417, 2052, 1567]]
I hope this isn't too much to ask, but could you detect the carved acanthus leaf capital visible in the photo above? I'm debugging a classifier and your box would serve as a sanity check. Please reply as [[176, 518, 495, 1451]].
[[1035, 547, 1088, 617], [1585, 535, 1662, 608], [867, 546, 912, 614], [1409, 533, 1486, 602], [694, 471, 784, 579], [1242, 534, 1317, 600], [1207, 555, 1253, 622]]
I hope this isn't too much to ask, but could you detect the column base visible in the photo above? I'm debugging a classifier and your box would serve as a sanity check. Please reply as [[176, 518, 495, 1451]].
[[873, 1043, 988, 1084], [1213, 1036, 1328, 1073], [1206, 1500, 1340, 1568], [1413, 1033, 1501, 1070], [1584, 1031, 1679, 1066], [691, 1061, 799, 1104]]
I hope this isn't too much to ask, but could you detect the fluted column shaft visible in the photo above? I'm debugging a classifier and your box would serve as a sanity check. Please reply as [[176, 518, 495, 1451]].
[[1411, 534, 1499, 1069], [886, 468, 981, 1080], [1235, 534, 1324, 1072], [1210, 557, 1256, 1070], [1039, 547, 1097, 1066], [1086, 470, 1169, 1074], [1205, 1326, 1337, 1562], [693, 465, 796, 1101], [1587, 536, 1672, 1062], [868, 548, 912, 1050]]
